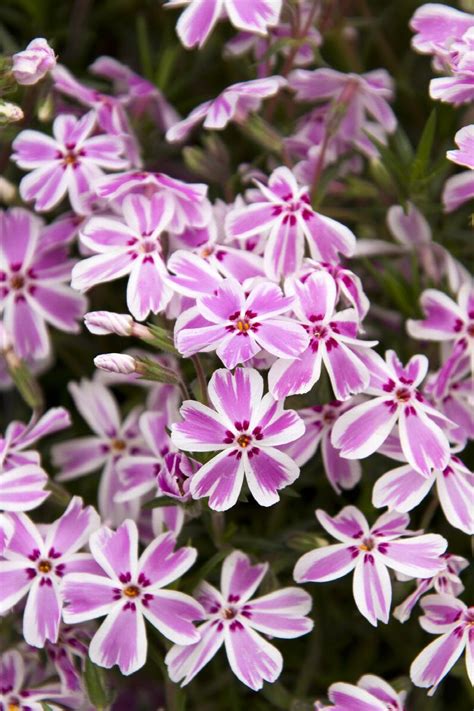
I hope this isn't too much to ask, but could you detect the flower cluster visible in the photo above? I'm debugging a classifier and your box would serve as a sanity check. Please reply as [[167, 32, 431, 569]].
[[0, 2, 472, 709]]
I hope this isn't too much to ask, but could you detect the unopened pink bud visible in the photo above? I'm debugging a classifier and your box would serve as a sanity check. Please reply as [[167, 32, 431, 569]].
[[12, 38, 56, 86], [94, 353, 138, 375], [85, 311, 134, 337]]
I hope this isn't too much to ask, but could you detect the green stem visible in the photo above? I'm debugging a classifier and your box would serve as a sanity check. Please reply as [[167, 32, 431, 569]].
[[191, 355, 208, 405]]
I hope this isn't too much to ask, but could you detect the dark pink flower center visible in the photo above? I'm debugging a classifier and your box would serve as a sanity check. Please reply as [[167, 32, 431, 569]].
[[395, 387, 412, 402], [227, 309, 260, 336], [9, 274, 25, 290]]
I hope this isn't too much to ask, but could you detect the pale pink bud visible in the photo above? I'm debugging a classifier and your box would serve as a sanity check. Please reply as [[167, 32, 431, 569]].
[[0, 101, 24, 124], [84, 311, 152, 339], [94, 353, 138, 375], [12, 38, 56, 86]]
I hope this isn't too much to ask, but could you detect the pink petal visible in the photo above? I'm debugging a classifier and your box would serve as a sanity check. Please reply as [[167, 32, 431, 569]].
[[436, 464, 474, 534], [216, 330, 261, 368], [264, 215, 304, 279], [220, 551, 267, 604], [293, 271, 337, 323], [372, 465, 434, 513], [398, 404, 450, 477], [420, 594, 467, 633], [0, 650, 23, 695], [4, 511, 43, 558], [293, 543, 358, 583], [0, 560, 32, 613], [89, 602, 147, 675], [126, 254, 172, 321], [165, 619, 224, 685], [225, 0, 281, 33], [115, 455, 157, 502], [353, 553, 391, 626], [268, 346, 322, 399], [377, 534, 447, 578], [175, 0, 222, 49], [23, 576, 61, 647], [12, 130, 59, 168], [4, 295, 50, 359], [248, 587, 313, 639], [244, 446, 300, 506], [168, 250, 222, 296], [224, 621, 282, 690], [407, 290, 464, 340], [68, 380, 121, 438], [208, 367, 263, 432], [45, 496, 99, 558], [199, 278, 244, 323], [1, 207, 40, 268], [301, 212, 356, 262], [138, 532, 197, 589], [254, 394, 305, 446], [62, 572, 118, 623], [90, 519, 138, 581], [171, 401, 229, 452], [316, 506, 369, 542], [321, 433, 361, 493], [328, 682, 385, 711], [53, 437, 108, 480], [331, 396, 399, 460], [189, 449, 245, 511], [256, 318, 309, 359], [29, 283, 86, 333], [82, 134, 128, 169], [19, 163, 69, 212], [71, 251, 133, 292], [0, 465, 49, 511], [322, 339, 370, 401], [80, 216, 137, 252], [245, 281, 292, 318], [410, 628, 467, 695], [225, 200, 278, 241], [443, 170, 474, 212], [370, 510, 411, 539], [358, 674, 403, 707], [142, 589, 203, 644]]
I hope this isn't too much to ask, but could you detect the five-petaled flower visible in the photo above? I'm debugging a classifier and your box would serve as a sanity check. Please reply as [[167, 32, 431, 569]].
[[320, 673, 407, 710], [175, 277, 309, 368], [171, 367, 305, 510], [410, 594, 474, 695], [166, 550, 312, 690], [268, 271, 377, 401], [0, 497, 99, 647], [72, 193, 174, 320], [62, 519, 204, 675], [12, 111, 130, 213], [331, 349, 453, 477], [226, 167, 356, 279], [293, 506, 447, 626]]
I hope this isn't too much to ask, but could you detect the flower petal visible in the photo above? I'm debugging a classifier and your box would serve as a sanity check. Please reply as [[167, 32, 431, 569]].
[[410, 628, 467, 695], [331, 396, 399, 460], [377, 534, 447, 578], [398, 404, 450, 477], [189, 449, 245, 512], [352, 553, 391, 626], [139, 532, 197, 589], [89, 519, 139, 581], [224, 621, 282, 690], [172, 400, 229, 452], [244, 446, 300, 506], [165, 619, 224, 685], [142, 589, 203, 644], [293, 543, 358, 583], [220, 551, 267, 604], [316, 506, 369, 542], [247, 587, 313, 638], [62, 572, 119, 623], [372, 465, 434, 513], [208, 367, 263, 431], [23, 576, 61, 647], [89, 602, 147, 676]]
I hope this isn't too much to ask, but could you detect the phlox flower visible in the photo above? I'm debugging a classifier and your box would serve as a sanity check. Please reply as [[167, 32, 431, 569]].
[[331, 349, 453, 477], [171, 367, 305, 510], [52, 379, 149, 525], [0, 649, 78, 710], [0, 407, 70, 517], [447, 125, 474, 170], [94, 170, 212, 234], [443, 125, 474, 211], [165, 0, 282, 50], [288, 67, 397, 158], [410, 594, 474, 694], [166, 550, 312, 690], [281, 401, 362, 494], [166, 76, 285, 143], [175, 277, 309, 368], [0, 497, 99, 647], [44, 624, 91, 696], [12, 38, 56, 85], [62, 520, 203, 675], [225, 167, 356, 279], [294, 507, 447, 626], [394, 553, 468, 623], [321, 674, 407, 710], [11, 111, 129, 213], [268, 271, 377, 401], [423, 356, 473, 442], [72, 193, 174, 320], [410, 4, 474, 60], [373, 439, 474, 535], [0, 208, 86, 359]]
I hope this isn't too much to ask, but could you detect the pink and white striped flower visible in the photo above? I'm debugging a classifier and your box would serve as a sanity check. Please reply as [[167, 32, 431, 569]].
[[447, 125, 474, 170], [11, 111, 129, 213], [166, 76, 285, 143], [225, 167, 356, 279], [293, 507, 447, 626], [165, 0, 282, 49], [331, 349, 453, 477], [280, 402, 362, 494], [62, 520, 203, 675], [0, 497, 99, 647], [175, 278, 309, 368], [423, 356, 473, 443], [0, 649, 78, 710], [323, 674, 407, 710], [268, 272, 377, 401], [171, 367, 305, 510], [410, 594, 474, 694], [165, 550, 312, 690], [51, 379, 149, 526], [0, 208, 87, 359], [72, 193, 174, 320], [394, 554, 468, 623], [94, 170, 211, 234]]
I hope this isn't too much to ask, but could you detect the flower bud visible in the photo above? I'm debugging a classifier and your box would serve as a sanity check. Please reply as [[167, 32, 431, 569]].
[[0, 101, 24, 125], [94, 353, 138, 375], [85, 311, 152, 339], [12, 38, 56, 86]]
